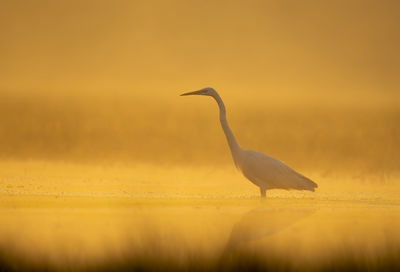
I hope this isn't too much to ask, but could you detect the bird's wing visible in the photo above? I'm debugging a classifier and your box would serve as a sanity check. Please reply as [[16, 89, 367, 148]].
[[239, 150, 317, 191]]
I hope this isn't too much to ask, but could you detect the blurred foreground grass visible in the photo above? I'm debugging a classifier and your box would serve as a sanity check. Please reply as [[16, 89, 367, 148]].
[[0, 160, 400, 271]]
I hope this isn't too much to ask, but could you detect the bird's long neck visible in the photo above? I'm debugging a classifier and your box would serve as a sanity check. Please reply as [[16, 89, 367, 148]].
[[212, 93, 241, 165]]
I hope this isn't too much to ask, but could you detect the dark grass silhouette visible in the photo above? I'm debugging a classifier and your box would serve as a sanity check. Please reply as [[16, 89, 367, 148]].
[[1, 246, 400, 272], [1, 204, 399, 272]]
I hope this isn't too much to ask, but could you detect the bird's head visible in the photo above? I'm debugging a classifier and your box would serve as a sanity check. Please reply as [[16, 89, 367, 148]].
[[180, 87, 216, 97]]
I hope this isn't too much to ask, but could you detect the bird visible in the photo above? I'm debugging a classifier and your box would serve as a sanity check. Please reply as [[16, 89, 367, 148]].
[[180, 87, 318, 198]]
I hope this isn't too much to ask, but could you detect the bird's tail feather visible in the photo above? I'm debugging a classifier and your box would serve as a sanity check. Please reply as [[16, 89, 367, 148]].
[[294, 172, 318, 191]]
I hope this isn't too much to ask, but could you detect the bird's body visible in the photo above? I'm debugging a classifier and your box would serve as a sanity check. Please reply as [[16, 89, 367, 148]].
[[237, 150, 317, 196], [181, 87, 318, 197]]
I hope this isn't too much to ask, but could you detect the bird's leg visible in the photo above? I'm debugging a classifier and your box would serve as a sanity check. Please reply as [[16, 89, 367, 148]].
[[260, 187, 266, 198]]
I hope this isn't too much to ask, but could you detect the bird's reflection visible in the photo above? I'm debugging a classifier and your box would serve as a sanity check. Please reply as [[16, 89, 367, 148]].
[[224, 204, 316, 255]]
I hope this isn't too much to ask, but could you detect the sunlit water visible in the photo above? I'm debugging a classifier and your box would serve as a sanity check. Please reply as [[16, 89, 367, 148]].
[[1, 161, 399, 271]]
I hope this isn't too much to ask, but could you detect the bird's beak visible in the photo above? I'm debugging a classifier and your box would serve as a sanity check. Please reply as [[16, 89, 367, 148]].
[[180, 90, 207, 96]]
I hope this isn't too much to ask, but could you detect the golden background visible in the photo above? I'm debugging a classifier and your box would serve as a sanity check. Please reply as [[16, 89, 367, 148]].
[[1, 0, 399, 173], [0, 0, 399, 270]]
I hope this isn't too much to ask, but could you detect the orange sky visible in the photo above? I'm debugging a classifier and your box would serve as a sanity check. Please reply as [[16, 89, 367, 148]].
[[1, 0, 399, 98], [0, 0, 399, 172]]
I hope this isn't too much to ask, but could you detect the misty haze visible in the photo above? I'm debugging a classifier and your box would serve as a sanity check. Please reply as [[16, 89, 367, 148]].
[[0, 0, 399, 271]]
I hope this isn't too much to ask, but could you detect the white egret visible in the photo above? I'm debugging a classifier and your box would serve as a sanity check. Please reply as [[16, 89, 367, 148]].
[[181, 87, 318, 197]]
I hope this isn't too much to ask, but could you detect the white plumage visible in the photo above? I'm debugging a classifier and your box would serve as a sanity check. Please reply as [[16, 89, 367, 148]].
[[181, 87, 317, 197]]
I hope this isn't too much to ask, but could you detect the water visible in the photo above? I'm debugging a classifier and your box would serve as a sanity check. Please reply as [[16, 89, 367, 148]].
[[1, 161, 399, 271]]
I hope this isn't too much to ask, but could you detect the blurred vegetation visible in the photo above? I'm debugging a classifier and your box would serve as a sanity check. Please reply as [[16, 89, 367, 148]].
[[0, 92, 398, 179]]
